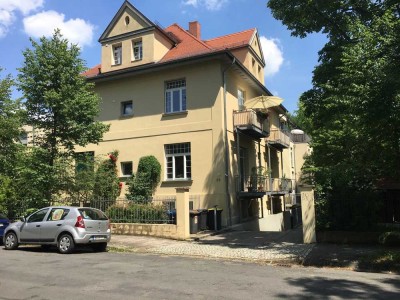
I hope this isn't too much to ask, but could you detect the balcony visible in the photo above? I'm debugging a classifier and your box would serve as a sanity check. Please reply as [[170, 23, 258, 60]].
[[236, 175, 292, 197], [233, 109, 269, 139], [266, 129, 291, 149]]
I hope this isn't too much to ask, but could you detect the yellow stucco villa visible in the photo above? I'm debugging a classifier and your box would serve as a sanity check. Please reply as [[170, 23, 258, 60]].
[[77, 1, 310, 231]]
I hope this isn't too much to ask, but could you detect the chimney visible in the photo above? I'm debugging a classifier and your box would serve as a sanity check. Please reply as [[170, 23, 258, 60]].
[[188, 21, 201, 39]]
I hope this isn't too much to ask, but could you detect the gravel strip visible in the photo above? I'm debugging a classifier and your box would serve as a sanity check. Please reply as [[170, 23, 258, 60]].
[[148, 241, 315, 262]]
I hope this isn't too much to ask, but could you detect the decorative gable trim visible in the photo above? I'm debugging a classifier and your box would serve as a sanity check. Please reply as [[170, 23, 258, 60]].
[[99, 0, 155, 42], [249, 30, 265, 65], [100, 26, 155, 44]]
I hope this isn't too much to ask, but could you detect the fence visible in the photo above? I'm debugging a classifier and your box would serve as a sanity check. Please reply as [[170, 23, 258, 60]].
[[52, 197, 176, 224]]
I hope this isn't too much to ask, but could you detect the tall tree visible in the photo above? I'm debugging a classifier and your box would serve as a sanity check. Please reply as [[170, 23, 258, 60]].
[[268, 0, 400, 229], [17, 30, 109, 201], [0, 69, 24, 176], [0, 69, 25, 217], [18, 30, 109, 166]]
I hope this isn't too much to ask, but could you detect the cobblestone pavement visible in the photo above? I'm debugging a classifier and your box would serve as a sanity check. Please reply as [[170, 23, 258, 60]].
[[109, 227, 315, 264]]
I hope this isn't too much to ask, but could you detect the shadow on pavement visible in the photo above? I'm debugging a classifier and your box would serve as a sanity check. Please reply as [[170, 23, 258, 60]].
[[303, 243, 400, 274], [274, 275, 400, 299], [194, 227, 304, 250]]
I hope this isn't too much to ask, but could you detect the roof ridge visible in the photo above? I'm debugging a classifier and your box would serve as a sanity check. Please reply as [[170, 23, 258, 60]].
[[167, 23, 213, 50]]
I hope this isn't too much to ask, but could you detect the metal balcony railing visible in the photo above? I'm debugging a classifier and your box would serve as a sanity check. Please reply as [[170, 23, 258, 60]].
[[266, 129, 291, 149], [233, 109, 269, 139], [236, 175, 292, 194]]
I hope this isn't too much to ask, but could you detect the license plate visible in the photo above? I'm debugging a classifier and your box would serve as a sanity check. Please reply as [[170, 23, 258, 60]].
[[93, 236, 106, 240], [0, 224, 3, 227]]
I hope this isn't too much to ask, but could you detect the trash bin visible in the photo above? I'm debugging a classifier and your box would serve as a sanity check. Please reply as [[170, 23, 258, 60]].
[[189, 210, 200, 234], [197, 209, 208, 231], [207, 208, 223, 231], [167, 209, 176, 224]]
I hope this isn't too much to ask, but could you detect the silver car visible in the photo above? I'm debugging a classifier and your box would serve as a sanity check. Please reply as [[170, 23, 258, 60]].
[[3, 206, 111, 254]]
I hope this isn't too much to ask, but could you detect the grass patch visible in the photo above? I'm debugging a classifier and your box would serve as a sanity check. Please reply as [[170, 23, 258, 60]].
[[358, 250, 400, 273]]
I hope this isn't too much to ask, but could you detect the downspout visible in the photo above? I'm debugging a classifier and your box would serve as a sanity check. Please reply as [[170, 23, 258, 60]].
[[267, 143, 273, 214], [222, 57, 236, 227]]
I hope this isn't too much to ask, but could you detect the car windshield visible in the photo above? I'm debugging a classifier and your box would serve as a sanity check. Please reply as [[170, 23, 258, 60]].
[[0, 213, 7, 219], [78, 208, 108, 220]]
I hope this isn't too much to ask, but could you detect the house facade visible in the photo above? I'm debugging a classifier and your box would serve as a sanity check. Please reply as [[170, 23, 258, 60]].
[[78, 1, 310, 230]]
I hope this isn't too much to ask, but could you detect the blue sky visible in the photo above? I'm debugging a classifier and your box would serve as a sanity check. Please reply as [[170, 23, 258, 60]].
[[0, 0, 326, 113]]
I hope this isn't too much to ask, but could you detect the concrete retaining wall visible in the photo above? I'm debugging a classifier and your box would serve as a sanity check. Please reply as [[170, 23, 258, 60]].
[[111, 223, 180, 239], [242, 211, 291, 232]]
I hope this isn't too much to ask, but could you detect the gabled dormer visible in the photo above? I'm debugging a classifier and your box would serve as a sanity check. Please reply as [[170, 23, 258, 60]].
[[205, 28, 265, 84], [99, 1, 175, 73], [229, 30, 265, 84]]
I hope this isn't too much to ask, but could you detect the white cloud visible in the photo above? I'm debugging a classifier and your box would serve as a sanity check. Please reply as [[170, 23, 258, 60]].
[[182, 0, 228, 11], [0, 0, 43, 37], [259, 36, 284, 77], [23, 10, 94, 48]]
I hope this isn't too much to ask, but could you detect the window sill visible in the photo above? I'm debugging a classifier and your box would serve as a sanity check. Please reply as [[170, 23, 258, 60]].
[[162, 111, 188, 117], [131, 59, 143, 62], [162, 179, 193, 184], [119, 176, 132, 182], [112, 63, 122, 67], [119, 114, 134, 119]]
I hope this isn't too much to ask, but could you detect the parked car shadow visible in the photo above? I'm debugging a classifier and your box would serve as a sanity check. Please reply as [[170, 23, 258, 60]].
[[4, 245, 108, 255]]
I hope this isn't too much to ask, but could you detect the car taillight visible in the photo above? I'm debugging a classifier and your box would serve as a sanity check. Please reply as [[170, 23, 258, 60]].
[[75, 216, 85, 228]]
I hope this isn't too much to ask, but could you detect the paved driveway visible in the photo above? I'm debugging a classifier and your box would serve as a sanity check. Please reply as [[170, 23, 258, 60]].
[[110, 227, 313, 263]]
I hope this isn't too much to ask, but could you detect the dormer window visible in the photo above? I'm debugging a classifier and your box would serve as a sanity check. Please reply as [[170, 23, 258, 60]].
[[133, 40, 143, 61], [113, 44, 122, 65]]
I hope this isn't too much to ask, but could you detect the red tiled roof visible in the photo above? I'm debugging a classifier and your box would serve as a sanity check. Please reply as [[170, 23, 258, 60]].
[[83, 25, 256, 78], [82, 64, 101, 78], [159, 23, 213, 63], [204, 28, 255, 50]]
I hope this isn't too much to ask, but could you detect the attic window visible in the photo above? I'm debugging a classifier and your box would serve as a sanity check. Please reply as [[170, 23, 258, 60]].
[[125, 16, 130, 25]]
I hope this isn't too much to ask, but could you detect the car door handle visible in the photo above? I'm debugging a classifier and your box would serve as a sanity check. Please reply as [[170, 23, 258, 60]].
[[36, 225, 40, 227], [56, 224, 62, 226]]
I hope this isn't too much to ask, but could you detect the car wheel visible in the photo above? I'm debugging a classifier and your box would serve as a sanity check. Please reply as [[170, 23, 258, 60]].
[[57, 234, 75, 254], [92, 242, 107, 252], [4, 232, 19, 250]]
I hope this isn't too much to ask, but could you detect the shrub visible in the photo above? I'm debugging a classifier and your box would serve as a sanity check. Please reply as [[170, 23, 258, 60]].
[[126, 155, 161, 201]]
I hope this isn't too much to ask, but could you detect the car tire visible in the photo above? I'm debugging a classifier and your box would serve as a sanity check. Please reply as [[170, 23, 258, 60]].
[[4, 232, 19, 250], [57, 234, 75, 254], [92, 242, 107, 252]]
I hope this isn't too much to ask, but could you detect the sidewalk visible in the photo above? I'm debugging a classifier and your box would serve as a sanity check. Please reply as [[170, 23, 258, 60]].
[[108, 227, 315, 264]]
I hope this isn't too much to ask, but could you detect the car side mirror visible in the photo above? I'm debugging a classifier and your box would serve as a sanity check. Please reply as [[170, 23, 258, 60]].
[[20, 216, 26, 222]]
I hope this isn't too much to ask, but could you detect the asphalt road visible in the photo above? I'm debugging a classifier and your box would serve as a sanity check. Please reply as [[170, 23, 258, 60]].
[[0, 246, 399, 300]]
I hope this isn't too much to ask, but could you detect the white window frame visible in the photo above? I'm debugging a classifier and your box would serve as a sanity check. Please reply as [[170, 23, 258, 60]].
[[121, 100, 133, 117], [132, 40, 143, 61], [237, 89, 245, 110], [113, 44, 122, 65], [165, 143, 191, 180], [120, 161, 133, 177], [165, 79, 186, 114]]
